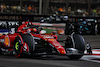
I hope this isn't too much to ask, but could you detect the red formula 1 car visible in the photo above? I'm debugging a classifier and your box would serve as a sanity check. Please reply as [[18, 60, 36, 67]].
[[0, 22, 85, 59]]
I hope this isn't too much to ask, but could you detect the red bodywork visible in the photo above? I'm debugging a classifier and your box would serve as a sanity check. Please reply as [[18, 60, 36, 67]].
[[0, 22, 66, 57], [31, 33, 66, 54]]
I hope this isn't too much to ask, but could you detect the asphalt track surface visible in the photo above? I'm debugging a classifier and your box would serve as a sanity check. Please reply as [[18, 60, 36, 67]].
[[0, 35, 100, 67], [0, 54, 100, 67]]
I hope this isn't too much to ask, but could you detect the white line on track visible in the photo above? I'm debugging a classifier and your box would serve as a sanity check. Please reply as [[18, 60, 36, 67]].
[[81, 55, 100, 63], [82, 49, 100, 63]]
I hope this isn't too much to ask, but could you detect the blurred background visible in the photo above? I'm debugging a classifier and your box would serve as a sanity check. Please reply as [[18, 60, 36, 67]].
[[0, 0, 100, 16], [0, 0, 100, 35]]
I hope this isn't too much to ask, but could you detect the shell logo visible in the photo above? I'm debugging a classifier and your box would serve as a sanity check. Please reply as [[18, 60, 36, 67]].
[[49, 39, 56, 41], [4, 35, 10, 46]]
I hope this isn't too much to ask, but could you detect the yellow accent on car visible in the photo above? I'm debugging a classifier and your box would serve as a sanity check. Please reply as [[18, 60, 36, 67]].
[[62, 51, 64, 53], [45, 39, 47, 41], [33, 28, 34, 31]]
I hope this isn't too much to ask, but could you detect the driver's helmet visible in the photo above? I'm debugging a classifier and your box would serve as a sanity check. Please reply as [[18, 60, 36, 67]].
[[33, 28, 37, 32], [22, 21, 29, 25]]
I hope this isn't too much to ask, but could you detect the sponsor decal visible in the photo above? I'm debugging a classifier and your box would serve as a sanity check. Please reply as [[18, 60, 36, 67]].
[[43, 35, 54, 39], [34, 37, 40, 40], [23, 43, 27, 51], [0, 39, 4, 42], [48, 39, 56, 41]]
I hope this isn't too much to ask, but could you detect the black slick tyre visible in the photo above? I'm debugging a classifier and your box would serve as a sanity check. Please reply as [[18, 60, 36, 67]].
[[68, 34, 85, 59], [13, 36, 22, 57]]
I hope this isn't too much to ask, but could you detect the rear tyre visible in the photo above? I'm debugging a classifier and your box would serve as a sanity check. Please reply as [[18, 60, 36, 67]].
[[20, 34, 35, 53], [73, 34, 85, 52]]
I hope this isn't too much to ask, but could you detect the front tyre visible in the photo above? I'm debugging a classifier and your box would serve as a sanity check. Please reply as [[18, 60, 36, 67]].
[[13, 36, 22, 57]]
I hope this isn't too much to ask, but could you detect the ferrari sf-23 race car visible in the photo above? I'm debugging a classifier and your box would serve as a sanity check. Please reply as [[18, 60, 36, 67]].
[[0, 22, 85, 59]]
